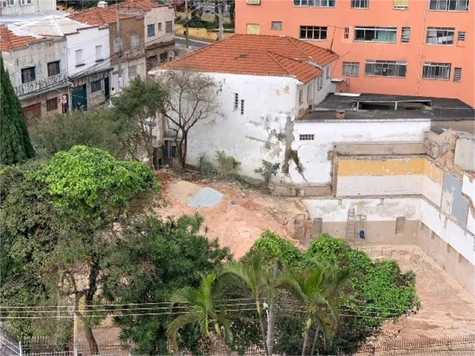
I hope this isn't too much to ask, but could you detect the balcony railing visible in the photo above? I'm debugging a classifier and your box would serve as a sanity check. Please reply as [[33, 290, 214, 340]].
[[15, 73, 66, 97]]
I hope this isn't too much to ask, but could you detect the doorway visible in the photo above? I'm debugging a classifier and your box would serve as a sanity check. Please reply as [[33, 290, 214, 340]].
[[72, 85, 87, 111]]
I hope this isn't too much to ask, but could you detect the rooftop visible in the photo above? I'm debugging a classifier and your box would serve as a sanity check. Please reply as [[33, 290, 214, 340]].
[[158, 34, 338, 83], [69, 7, 128, 26], [0, 10, 67, 25], [300, 93, 475, 121], [111, 0, 160, 11], [0, 25, 43, 52], [12, 17, 93, 37]]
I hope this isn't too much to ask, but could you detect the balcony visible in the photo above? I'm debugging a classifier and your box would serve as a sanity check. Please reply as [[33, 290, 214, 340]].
[[15, 73, 66, 97]]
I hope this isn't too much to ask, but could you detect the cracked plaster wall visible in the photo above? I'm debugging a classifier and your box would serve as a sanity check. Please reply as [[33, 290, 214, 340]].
[[183, 73, 301, 178]]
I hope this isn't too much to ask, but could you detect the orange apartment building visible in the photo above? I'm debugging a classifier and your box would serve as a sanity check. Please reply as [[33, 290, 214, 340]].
[[235, 0, 474, 107]]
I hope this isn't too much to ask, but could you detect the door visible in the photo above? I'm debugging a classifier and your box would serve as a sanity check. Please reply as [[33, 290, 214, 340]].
[[104, 77, 110, 101], [246, 24, 260, 35], [72, 85, 87, 111], [22, 102, 41, 124]]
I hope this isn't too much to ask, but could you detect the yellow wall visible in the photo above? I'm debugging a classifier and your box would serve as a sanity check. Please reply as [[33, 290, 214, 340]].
[[338, 158, 443, 182], [174, 24, 233, 41]]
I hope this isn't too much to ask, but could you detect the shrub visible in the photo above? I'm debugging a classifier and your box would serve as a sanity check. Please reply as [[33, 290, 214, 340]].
[[198, 155, 214, 177], [254, 160, 280, 183], [215, 150, 241, 177]]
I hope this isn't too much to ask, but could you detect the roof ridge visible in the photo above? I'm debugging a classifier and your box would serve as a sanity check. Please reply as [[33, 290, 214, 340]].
[[286, 36, 315, 61], [266, 51, 292, 76], [0, 26, 12, 51]]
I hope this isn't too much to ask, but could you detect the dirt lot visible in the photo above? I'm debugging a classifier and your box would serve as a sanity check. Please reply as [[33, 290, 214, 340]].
[[156, 174, 305, 258], [88, 177, 474, 346]]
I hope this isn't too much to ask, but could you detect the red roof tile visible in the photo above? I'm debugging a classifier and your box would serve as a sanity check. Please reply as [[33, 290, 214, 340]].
[[112, 0, 160, 11], [160, 34, 339, 83], [69, 7, 127, 26], [0, 25, 42, 52]]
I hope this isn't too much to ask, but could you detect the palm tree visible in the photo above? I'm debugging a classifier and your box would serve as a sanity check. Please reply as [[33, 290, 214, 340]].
[[280, 264, 349, 356], [221, 251, 280, 356], [167, 273, 232, 351]]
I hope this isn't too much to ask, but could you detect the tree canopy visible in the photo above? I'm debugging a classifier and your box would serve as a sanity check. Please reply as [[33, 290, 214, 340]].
[[0, 55, 35, 166]]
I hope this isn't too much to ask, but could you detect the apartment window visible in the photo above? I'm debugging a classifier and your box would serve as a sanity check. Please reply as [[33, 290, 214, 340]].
[[351, 0, 369, 8], [422, 63, 451, 80], [300, 26, 327, 40], [299, 89, 304, 103], [166, 21, 173, 33], [129, 65, 137, 79], [95, 45, 103, 62], [426, 27, 455, 45], [401, 27, 411, 42], [147, 24, 155, 37], [75, 49, 84, 66], [91, 79, 102, 92], [307, 81, 314, 101], [164, 140, 177, 158], [271, 21, 283, 30], [21, 66, 35, 83], [294, 0, 336, 7], [429, 0, 469, 11], [234, 93, 239, 110], [158, 23, 162, 31], [246, 0, 261, 4], [325, 66, 330, 79], [47, 61, 60, 77], [7, 0, 14, 6], [317, 75, 323, 90], [365, 60, 407, 77], [344, 27, 349, 39], [393, 0, 409, 8], [342, 62, 360, 76], [355, 26, 397, 43], [300, 134, 314, 141], [395, 217, 406, 234], [240, 99, 245, 115], [20, 0, 32, 4], [131, 33, 139, 49], [457, 31, 466, 42], [453, 67, 462, 82], [46, 98, 58, 112]]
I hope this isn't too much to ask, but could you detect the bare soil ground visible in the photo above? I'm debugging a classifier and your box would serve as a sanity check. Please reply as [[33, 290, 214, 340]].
[[87, 176, 475, 347], [362, 246, 475, 341]]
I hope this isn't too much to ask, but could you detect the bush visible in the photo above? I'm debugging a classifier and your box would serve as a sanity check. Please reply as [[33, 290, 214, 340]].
[[254, 160, 280, 184], [198, 154, 214, 177], [215, 150, 240, 177]]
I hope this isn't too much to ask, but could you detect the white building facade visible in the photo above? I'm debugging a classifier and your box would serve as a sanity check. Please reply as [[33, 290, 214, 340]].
[[0, 0, 56, 16]]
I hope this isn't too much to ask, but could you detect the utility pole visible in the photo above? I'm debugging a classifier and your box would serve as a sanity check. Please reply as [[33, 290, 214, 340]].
[[116, 0, 123, 92], [185, 0, 189, 48], [218, 0, 223, 40]]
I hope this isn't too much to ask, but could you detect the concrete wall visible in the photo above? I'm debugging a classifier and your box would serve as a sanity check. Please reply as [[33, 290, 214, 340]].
[[66, 27, 110, 78], [144, 6, 174, 48], [289, 119, 431, 185], [0, 0, 56, 15], [455, 134, 475, 171], [111, 57, 147, 92]]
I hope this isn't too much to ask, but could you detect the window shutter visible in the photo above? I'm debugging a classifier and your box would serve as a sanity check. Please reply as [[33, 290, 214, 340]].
[[457, 31, 466, 42], [393, 0, 409, 8], [401, 27, 410, 43], [246, 0, 261, 4], [454, 68, 462, 82]]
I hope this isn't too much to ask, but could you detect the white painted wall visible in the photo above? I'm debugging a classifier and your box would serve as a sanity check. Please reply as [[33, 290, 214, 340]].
[[0, 0, 56, 15], [144, 6, 175, 47], [296, 64, 332, 112], [3, 38, 67, 98], [303, 197, 475, 265], [111, 57, 147, 92], [178, 72, 300, 178], [66, 27, 110, 78], [462, 174, 475, 235], [288, 119, 431, 185]]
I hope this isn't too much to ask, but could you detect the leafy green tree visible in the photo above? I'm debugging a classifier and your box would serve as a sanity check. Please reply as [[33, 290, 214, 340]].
[[167, 274, 232, 351], [280, 264, 349, 355], [0, 55, 35, 166], [1, 146, 158, 354], [102, 214, 232, 355], [112, 78, 167, 167], [29, 109, 125, 159]]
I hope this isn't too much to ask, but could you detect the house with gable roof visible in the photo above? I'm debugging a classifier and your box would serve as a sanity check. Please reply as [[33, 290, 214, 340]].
[[150, 34, 338, 175]]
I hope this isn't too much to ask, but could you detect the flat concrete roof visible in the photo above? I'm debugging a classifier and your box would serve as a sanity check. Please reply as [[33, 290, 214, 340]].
[[301, 93, 475, 122]]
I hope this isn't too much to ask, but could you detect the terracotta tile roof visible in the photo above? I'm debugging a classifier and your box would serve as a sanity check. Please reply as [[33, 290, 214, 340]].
[[69, 7, 127, 26], [0, 25, 42, 52], [159, 34, 339, 83], [112, 0, 160, 11]]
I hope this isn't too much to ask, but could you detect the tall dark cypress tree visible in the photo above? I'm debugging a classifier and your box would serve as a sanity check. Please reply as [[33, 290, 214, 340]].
[[0, 54, 35, 166]]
